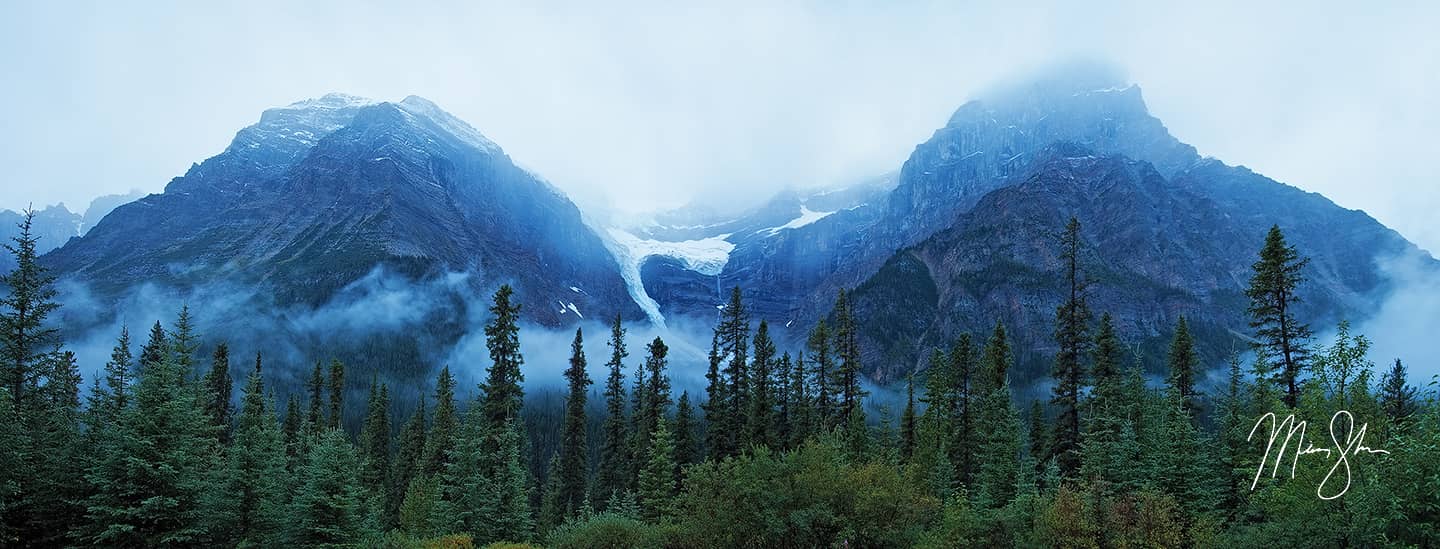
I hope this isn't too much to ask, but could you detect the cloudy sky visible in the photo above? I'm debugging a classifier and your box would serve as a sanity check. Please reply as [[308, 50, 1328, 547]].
[[2, 1, 1437, 251]]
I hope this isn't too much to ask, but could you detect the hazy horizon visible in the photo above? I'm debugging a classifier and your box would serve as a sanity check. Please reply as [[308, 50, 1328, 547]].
[[3, 1, 1437, 253]]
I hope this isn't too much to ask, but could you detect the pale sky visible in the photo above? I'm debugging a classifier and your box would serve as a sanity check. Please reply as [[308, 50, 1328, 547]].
[[2, 1, 1437, 252]]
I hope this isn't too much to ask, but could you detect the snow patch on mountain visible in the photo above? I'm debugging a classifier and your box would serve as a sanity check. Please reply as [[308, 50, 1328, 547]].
[[763, 205, 835, 235]]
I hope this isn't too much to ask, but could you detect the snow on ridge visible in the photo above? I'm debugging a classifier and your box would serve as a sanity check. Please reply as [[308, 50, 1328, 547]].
[[604, 228, 737, 326], [763, 205, 835, 235]]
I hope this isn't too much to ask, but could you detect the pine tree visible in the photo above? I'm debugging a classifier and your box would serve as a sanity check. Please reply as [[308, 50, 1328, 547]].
[[0, 209, 60, 406], [477, 420, 533, 543], [96, 326, 135, 418], [139, 321, 168, 370], [637, 417, 678, 523], [282, 394, 303, 469], [306, 361, 324, 434], [639, 337, 672, 446], [950, 334, 976, 488], [1028, 400, 1049, 474], [808, 320, 834, 429], [833, 289, 866, 428], [674, 391, 697, 467], [202, 344, 234, 443], [359, 379, 392, 510], [900, 373, 917, 461], [597, 314, 631, 503], [327, 359, 345, 431], [290, 429, 371, 546], [212, 354, 287, 546], [1245, 225, 1312, 407], [481, 285, 525, 429], [83, 344, 217, 546], [169, 305, 199, 375], [787, 351, 812, 448], [1379, 358, 1418, 424], [1079, 313, 1135, 490], [390, 397, 426, 527], [558, 327, 592, 519], [421, 367, 458, 478], [775, 352, 793, 448], [717, 287, 750, 450], [747, 320, 777, 448], [1166, 316, 1200, 419], [702, 332, 730, 459], [972, 321, 1022, 509], [18, 347, 84, 546], [1050, 217, 1090, 478], [1215, 352, 1250, 520]]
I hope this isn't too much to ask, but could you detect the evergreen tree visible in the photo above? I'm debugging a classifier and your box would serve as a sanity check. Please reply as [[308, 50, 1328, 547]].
[[833, 289, 866, 428], [558, 327, 592, 519], [1028, 400, 1049, 474], [1079, 313, 1137, 490], [597, 314, 631, 503], [1379, 358, 1418, 423], [0, 209, 59, 405], [169, 305, 198, 375], [674, 391, 697, 467], [950, 334, 976, 488], [900, 373, 917, 461], [717, 287, 751, 451], [306, 361, 324, 434], [421, 367, 458, 478], [639, 336, 672, 446], [481, 285, 525, 429], [212, 354, 287, 546], [787, 351, 812, 448], [1050, 217, 1090, 478], [327, 359, 345, 431], [637, 417, 678, 523], [281, 394, 303, 469], [390, 397, 426, 526], [1166, 316, 1200, 419], [1245, 225, 1312, 407], [96, 326, 135, 418], [747, 320, 777, 448], [359, 379, 392, 510], [1215, 352, 1250, 520], [775, 351, 793, 448], [477, 421, 533, 543], [202, 343, 234, 443], [290, 430, 371, 546], [808, 320, 834, 429], [972, 321, 1022, 509], [702, 332, 730, 458], [139, 321, 168, 370], [83, 346, 217, 546]]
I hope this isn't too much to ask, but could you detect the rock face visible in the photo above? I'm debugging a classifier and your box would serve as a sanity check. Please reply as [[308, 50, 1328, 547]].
[[43, 93, 642, 326], [619, 67, 1433, 387]]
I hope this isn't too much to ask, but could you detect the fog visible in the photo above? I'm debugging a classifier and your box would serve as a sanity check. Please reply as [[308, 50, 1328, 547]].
[[3, 1, 1437, 251]]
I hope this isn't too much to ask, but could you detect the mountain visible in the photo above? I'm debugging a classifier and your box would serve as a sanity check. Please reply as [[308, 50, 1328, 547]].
[[610, 66, 1435, 387], [43, 94, 642, 328]]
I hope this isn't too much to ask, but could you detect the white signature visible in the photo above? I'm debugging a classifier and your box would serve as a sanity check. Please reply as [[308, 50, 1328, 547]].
[[1247, 410, 1390, 500]]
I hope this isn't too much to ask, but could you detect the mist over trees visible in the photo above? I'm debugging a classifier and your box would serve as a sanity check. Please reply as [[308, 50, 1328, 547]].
[[1, 208, 1438, 547]]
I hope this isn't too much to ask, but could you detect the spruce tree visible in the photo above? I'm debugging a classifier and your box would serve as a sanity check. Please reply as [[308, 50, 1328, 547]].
[[481, 285, 525, 429], [213, 354, 287, 546], [674, 391, 697, 467], [0, 209, 59, 406], [1245, 225, 1312, 407], [359, 379, 392, 510], [290, 429, 371, 546], [1166, 316, 1200, 420], [390, 397, 426, 526], [747, 320, 777, 448], [281, 394, 303, 469], [808, 320, 834, 429], [96, 326, 135, 418], [306, 361, 324, 434], [327, 359, 345, 431], [139, 321, 168, 370], [972, 321, 1022, 509], [421, 367, 458, 478], [717, 287, 750, 450], [787, 351, 812, 448], [477, 420, 533, 543], [900, 373, 917, 461], [639, 337, 672, 445], [1379, 358, 1418, 424], [169, 305, 198, 375], [1215, 352, 1250, 520], [950, 334, 976, 488], [202, 344, 234, 443], [702, 332, 730, 458], [558, 327, 592, 519], [1050, 217, 1090, 478], [833, 289, 866, 427], [1079, 313, 1136, 490], [597, 314, 631, 503], [775, 351, 793, 448], [637, 417, 678, 523], [1028, 400, 1049, 473]]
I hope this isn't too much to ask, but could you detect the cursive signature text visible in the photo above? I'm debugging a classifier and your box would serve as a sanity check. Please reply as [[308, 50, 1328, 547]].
[[1247, 410, 1390, 500]]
